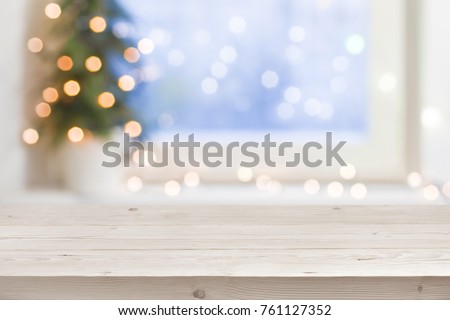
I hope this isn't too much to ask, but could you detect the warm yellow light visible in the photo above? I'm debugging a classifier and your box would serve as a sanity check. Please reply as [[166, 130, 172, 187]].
[[27, 37, 44, 53], [123, 47, 140, 63], [98, 92, 115, 108], [64, 80, 81, 97], [118, 75, 136, 92], [42, 87, 59, 103], [85, 56, 102, 72], [57, 56, 73, 71], [35, 102, 52, 118], [89, 16, 107, 33], [67, 127, 84, 143], [22, 128, 39, 145], [45, 3, 61, 19], [124, 121, 142, 138]]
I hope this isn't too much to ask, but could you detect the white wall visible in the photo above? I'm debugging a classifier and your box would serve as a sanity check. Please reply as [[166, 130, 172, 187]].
[[0, 0, 28, 197], [421, 0, 450, 184]]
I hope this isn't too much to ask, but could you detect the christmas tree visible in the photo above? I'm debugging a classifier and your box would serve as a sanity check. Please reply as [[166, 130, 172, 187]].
[[26, 0, 141, 146]]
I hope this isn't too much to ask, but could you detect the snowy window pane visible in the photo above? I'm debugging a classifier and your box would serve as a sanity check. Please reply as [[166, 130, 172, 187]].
[[118, 0, 369, 137]]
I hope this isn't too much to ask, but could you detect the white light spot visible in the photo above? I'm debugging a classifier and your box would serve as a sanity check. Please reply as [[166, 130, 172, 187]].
[[304, 99, 322, 116], [168, 50, 185, 66], [195, 30, 210, 46], [318, 103, 335, 120], [45, 3, 61, 19], [165, 180, 181, 197], [423, 185, 440, 201], [127, 176, 143, 193], [284, 86, 302, 104], [237, 168, 254, 182], [351, 183, 367, 200], [407, 172, 422, 188], [346, 34, 366, 55], [421, 107, 443, 129], [340, 164, 357, 180], [138, 38, 155, 54], [184, 172, 200, 188], [201, 77, 218, 95], [379, 73, 398, 93], [304, 179, 321, 195], [211, 62, 228, 79], [220, 46, 237, 64], [327, 182, 344, 199], [331, 77, 348, 94], [256, 175, 271, 191], [228, 16, 247, 34], [113, 22, 130, 38], [142, 64, 162, 82], [289, 26, 306, 42], [442, 182, 450, 198], [261, 70, 279, 89], [277, 103, 295, 120], [23, 128, 39, 145], [333, 56, 349, 72]]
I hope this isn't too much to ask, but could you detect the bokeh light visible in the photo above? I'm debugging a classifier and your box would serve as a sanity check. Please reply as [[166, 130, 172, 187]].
[[127, 176, 143, 193], [124, 47, 140, 63], [118, 75, 136, 91], [42, 87, 59, 103], [423, 185, 440, 201], [184, 172, 200, 188], [45, 3, 61, 19], [57, 56, 73, 71], [27, 37, 44, 53], [67, 127, 85, 143], [63, 80, 81, 97], [35, 102, 52, 118], [124, 121, 142, 138], [89, 16, 107, 33], [22, 128, 39, 145], [165, 180, 181, 196], [85, 56, 102, 72], [97, 92, 115, 109], [327, 181, 344, 198]]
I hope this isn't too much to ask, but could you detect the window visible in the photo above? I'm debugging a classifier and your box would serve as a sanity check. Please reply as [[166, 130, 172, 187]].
[[118, 0, 413, 182]]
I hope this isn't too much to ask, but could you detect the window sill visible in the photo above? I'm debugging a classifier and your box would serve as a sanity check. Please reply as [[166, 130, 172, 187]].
[[1, 183, 447, 205]]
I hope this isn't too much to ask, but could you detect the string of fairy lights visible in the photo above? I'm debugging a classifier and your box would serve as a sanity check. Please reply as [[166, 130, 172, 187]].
[[22, 2, 450, 202], [25, 2, 143, 146], [124, 168, 450, 201]]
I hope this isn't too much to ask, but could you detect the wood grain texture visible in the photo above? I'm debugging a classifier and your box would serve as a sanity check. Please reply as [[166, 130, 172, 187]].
[[0, 206, 449, 299]]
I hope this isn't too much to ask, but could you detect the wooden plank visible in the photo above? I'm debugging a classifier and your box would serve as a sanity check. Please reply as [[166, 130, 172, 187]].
[[1, 249, 450, 277], [1, 277, 449, 300], [0, 225, 449, 250], [1, 206, 450, 226]]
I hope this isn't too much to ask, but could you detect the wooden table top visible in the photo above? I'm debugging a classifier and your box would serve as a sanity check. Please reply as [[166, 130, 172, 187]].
[[1, 205, 450, 278]]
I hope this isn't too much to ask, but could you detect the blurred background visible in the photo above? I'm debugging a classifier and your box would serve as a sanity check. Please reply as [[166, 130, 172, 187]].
[[0, 0, 449, 205]]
